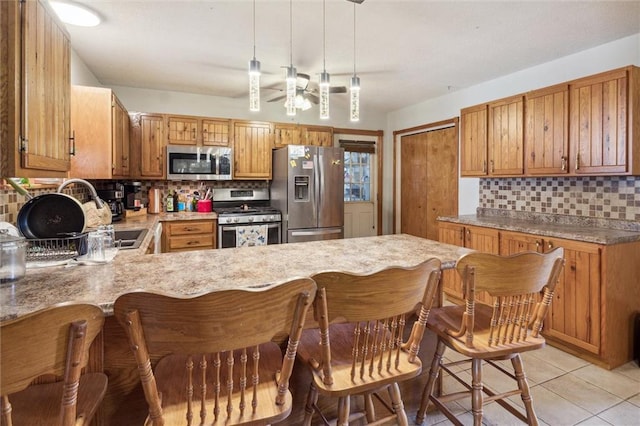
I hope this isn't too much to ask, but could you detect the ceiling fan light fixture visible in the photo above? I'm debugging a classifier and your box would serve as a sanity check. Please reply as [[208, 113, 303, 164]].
[[286, 65, 297, 116], [49, 1, 101, 27], [319, 71, 330, 119]]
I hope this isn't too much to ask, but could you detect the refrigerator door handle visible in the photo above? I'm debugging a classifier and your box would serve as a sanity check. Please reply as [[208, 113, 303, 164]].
[[317, 153, 324, 212], [313, 153, 320, 223]]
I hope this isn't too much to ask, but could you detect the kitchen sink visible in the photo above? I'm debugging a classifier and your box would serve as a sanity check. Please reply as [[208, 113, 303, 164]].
[[114, 228, 148, 250]]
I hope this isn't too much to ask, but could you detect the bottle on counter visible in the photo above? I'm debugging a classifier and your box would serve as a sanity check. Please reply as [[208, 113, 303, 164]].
[[173, 190, 179, 212], [166, 191, 174, 212]]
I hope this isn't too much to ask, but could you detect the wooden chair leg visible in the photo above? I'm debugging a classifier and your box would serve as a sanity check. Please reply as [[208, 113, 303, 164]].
[[1, 395, 12, 426], [511, 354, 539, 426], [416, 339, 446, 425], [303, 383, 319, 426], [471, 358, 483, 426], [364, 393, 376, 422], [388, 382, 409, 426], [337, 396, 350, 426]]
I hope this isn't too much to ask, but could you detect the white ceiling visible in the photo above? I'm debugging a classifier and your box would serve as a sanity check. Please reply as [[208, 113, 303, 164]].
[[64, 0, 640, 115]]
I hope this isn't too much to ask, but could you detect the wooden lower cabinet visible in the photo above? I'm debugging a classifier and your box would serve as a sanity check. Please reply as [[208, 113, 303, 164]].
[[161, 220, 216, 252], [437, 222, 498, 304]]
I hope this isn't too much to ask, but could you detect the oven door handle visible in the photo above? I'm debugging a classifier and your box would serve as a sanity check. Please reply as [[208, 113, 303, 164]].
[[220, 223, 280, 231]]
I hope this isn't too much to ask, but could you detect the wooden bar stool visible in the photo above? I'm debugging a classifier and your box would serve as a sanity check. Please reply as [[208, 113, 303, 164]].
[[1, 303, 107, 426], [297, 259, 442, 426], [113, 278, 316, 425], [415, 248, 565, 426]]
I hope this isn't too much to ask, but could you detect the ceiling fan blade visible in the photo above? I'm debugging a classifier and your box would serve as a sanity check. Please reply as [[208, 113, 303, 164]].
[[329, 86, 347, 94], [268, 94, 287, 103]]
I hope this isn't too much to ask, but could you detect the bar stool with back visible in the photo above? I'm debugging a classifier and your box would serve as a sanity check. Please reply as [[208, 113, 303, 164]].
[[113, 277, 316, 425], [415, 248, 565, 426], [0, 303, 108, 426], [297, 259, 443, 426]]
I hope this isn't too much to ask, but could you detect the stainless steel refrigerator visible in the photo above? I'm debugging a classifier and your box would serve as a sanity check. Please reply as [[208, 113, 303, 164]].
[[271, 145, 344, 243]]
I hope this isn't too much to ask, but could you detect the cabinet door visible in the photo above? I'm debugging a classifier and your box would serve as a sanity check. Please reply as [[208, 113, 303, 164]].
[[112, 96, 130, 177], [201, 118, 230, 146], [21, 0, 71, 173], [525, 84, 569, 175], [274, 124, 303, 148], [544, 237, 601, 354], [488, 95, 524, 175], [499, 230, 543, 255], [464, 225, 499, 305], [167, 116, 198, 145], [139, 114, 165, 178], [232, 121, 272, 179], [306, 126, 333, 147], [460, 104, 488, 176], [438, 222, 465, 301], [569, 68, 628, 174]]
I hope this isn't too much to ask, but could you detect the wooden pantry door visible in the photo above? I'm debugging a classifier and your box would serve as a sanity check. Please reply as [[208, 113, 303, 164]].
[[400, 126, 458, 240]]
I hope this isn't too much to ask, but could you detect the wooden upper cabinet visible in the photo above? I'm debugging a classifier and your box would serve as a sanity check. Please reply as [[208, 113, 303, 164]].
[[69, 86, 129, 179], [460, 104, 488, 176], [130, 113, 165, 179], [305, 126, 333, 147], [201, 118, 230, 146], [524, 84, 569, 175], [488, 95, 524, 175], [273, 124, 303, 148], [1, 0, 71, 177], [166, 115, 230, 146], [231, 120, 272, 180], [569, 67, 631, 175]]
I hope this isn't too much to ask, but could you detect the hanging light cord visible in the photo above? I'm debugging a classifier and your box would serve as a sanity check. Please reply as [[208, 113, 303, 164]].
[[252, 0, 256, 60], [323, 0, 326, 72], [353, 2, 356, 76], [289, 0, 293, 66]]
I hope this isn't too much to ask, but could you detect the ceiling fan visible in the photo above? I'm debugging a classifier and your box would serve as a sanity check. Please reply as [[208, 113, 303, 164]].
[[267, 73, 347, 107]]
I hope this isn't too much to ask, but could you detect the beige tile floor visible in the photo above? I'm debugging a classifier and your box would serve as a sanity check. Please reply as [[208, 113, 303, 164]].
[[419, 344, 640, 426]]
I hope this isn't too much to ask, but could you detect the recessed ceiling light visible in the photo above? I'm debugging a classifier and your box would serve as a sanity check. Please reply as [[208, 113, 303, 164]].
[[49, 1, 101, 27]]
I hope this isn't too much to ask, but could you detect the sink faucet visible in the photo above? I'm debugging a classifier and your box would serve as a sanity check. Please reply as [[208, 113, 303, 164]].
[[57, 178, 105, 209]]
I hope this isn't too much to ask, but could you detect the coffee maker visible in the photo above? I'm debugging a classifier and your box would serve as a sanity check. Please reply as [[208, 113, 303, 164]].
[[123, 182, 142, 211], [97, 183, 125, 222]]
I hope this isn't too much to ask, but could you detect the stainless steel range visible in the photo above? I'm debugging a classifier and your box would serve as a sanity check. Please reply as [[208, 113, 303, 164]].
[[213, 188, 281, 248]]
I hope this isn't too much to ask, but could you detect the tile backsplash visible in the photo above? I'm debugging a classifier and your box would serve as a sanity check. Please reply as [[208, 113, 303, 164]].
[[479, 176, 640, 222]]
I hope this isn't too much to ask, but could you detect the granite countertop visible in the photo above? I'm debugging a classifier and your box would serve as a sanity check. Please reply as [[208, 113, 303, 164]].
[[438, 209, 640, 245], [1, 234, 470, 321]]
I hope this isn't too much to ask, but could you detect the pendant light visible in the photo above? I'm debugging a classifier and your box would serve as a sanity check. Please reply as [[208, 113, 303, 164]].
[[285, 0, 297, 116], [248, 0, 260, 112], [319, 0, 330, 120], [350, 1, 360, 122]]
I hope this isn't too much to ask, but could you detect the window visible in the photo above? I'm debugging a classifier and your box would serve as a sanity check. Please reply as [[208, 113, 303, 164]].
[[341, 140, 375, 202]]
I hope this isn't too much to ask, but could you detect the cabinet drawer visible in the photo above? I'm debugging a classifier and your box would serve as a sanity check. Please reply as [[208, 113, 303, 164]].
[[168, 234, 214, 250], [166, 221, 214, 236]]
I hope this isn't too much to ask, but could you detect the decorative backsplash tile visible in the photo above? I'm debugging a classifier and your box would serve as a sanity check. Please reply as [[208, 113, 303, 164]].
[[479, 176, 640, 222], [0, 180, 268, 224]]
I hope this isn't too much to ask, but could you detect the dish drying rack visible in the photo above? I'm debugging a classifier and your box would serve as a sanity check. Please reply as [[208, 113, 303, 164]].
[[26, 233, 88, 263]]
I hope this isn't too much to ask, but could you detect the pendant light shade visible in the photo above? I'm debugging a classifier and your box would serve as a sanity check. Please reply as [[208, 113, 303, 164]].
[[248, 0, 260, 112], [285, 65, 297, 116]]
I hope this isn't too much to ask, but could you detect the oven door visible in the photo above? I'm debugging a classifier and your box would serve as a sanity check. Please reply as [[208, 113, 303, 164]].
[[218, 222, 282, 248]]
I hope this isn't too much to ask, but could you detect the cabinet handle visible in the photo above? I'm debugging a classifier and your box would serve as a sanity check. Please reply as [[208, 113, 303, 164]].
[[466, 229, 471, 243], [490, 159, 495, 173], [561, 156, 567, 171], [192, 128, 197, 140], [482, 160, 487, 173], [547, 241, 554, 250], [69, 131, 76, 156], [535, 240, 540, 249], [187, 240, 199, 245], [575, 153, 580, 171]]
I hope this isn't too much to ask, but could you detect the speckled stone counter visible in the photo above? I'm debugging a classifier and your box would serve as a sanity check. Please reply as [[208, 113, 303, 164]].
[[1, 234, 470, 321], [439, 209, 640, 244]]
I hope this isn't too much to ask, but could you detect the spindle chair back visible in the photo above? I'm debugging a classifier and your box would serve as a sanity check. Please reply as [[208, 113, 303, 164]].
[[114, 278, 316, 425], [298, 259, 442, 426], [0, 303, 107, 426]]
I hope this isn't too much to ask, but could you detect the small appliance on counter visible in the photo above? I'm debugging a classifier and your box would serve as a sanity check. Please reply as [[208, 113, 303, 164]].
[[147, 187, 161, 214], [97, 183, 125, 222], [123, 181, 142, 211]]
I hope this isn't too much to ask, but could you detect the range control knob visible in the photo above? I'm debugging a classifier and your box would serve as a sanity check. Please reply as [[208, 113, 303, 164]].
[[233, 217, 240, 223], [248, 216, 254, 223]]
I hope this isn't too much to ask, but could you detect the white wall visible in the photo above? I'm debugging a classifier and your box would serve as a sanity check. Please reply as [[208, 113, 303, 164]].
[[384, 33, 640, 235], [70, 49, 102, 87]]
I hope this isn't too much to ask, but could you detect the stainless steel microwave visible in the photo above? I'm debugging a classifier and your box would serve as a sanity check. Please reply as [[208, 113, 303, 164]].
[[166, 145, 233, 180]]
